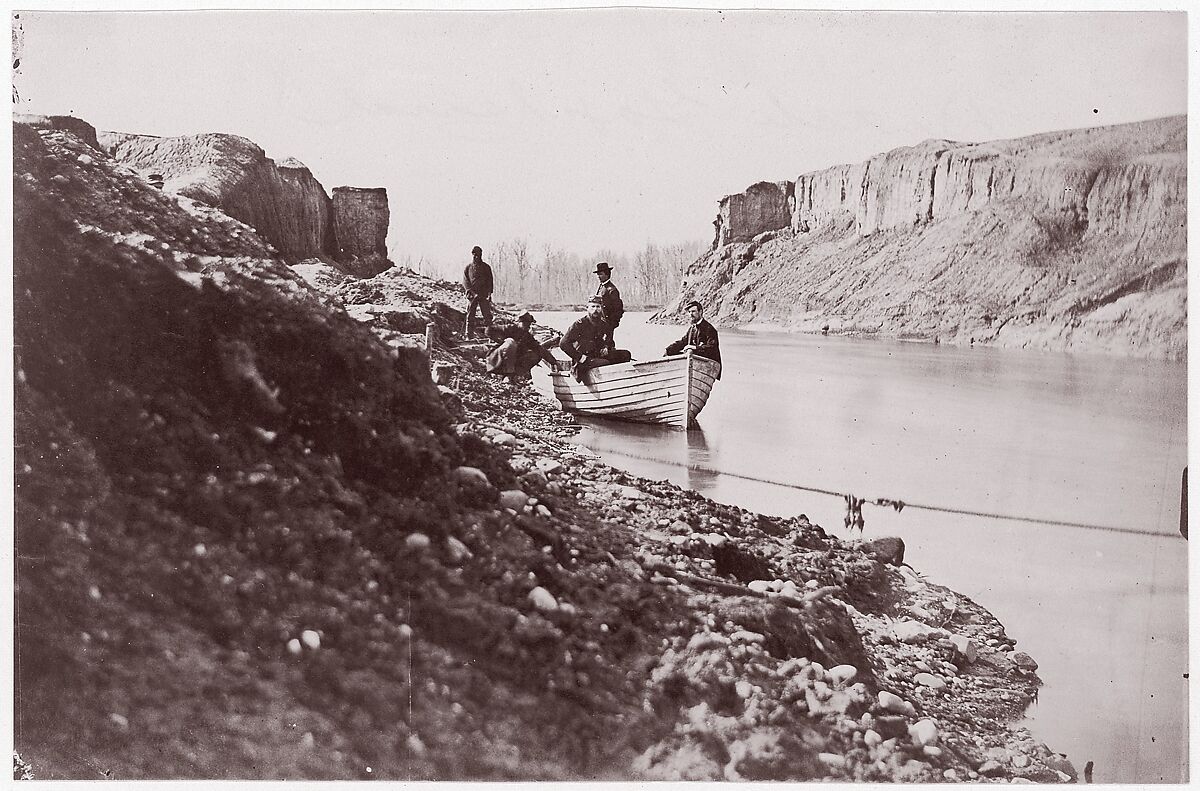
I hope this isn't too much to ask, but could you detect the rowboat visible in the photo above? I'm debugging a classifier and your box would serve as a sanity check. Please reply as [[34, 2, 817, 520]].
[[531, 352, 720, 429]]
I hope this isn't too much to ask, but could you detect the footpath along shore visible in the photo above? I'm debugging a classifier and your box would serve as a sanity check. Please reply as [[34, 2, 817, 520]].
[[295, 262, 1083, 783]]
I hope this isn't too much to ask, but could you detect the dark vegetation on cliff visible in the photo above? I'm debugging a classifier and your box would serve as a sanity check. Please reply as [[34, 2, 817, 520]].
[[659, 116, 1186, 359], [14, 118, 1077, 781]]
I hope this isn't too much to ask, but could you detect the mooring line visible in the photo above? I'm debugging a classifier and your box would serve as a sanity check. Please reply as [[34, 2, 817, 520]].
[[591, 445, 1182, 541]]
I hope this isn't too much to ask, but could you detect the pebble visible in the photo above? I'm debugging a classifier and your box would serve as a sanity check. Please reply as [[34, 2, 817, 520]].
[[451, 466, 490, 487], [923, 745, 942, 758], [805, 579, 820, 589], [406, 733, 427, 756], [491, 432, 517, 445], [88, 585, 102, 601], [51, 173, 69, 185], [735, 680, 754, 699], [1010, 651, 1039, 672], [499, 490, 528, 511], [536, 504, 552, 518], [405, 533, 431, 551], [943, 769, 959, 780], [978, 760, 1005, 776], [748, 580, 772, 593], [891, 620, 937, 643], [301, 732, 315, 748], [287, 638, 303, 655], [398, 624, 413, 639], [301, 630, 321, 650], [109, 712, 129, 729], [1012, 754, 1031, 768], [445, 537, 471, 564], [521, 470, 549, 489], [699, 533, 728, 547], [528, 586, 557, 612], [78, 154, 94, 165], [863, 729, 882, 748], [730, 630, 766, 644], [908, 719, 939, 746], [914, 672, 947, 691], [193, 544, 207, 557], [877, 690, 915, 715], [535, 458, 563, 475], [816, 753, 845, 769], [828, 664, 858, 687]]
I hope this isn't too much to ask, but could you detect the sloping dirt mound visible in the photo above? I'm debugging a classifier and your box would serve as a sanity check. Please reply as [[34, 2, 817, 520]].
[[14, 119, 1071, 782]]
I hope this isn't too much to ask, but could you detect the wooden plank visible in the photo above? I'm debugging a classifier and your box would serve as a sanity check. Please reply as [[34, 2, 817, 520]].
[[552, 380, 688, 405], [550, 372, 688, 398]]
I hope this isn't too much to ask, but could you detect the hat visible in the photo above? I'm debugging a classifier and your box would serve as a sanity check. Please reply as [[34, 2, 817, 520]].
[[594, 262, 612, 274], [685, 300, 703, 311], [471, 245, 483, 255], [586, 296, 605, 306], [517, 311, 535, 324]]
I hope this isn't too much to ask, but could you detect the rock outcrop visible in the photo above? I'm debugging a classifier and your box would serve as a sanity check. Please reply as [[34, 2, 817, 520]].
[[332, 186, 391, 278], [661, 116, 1186, 359], [97, 130, 338, 263], [14, 113, 101, 150], [93, 127, 392, 277]]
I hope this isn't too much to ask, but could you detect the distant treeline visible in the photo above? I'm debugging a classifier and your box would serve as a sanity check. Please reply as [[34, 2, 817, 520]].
[[397, 239, 703, 308]]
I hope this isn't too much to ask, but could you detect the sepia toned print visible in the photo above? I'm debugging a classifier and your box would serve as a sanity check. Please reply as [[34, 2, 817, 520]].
[[10, 6, 1187, 784]]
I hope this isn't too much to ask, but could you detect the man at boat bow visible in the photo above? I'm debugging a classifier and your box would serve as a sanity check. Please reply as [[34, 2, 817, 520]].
[[665, 300, 722, 379]]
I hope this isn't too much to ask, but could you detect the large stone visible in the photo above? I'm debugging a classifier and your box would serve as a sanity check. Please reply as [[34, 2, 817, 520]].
[[949, 633, 978, 664], [332, 186, 390, 276]]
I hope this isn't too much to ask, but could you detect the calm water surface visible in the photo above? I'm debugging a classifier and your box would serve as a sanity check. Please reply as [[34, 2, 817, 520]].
[[537, 311, 1188, 783]]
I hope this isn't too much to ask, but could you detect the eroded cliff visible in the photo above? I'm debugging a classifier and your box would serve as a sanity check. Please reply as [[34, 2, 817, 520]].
[[663, 116, 1186, 359], [332, 186, 391, 278], [96, 128, 390, 276]]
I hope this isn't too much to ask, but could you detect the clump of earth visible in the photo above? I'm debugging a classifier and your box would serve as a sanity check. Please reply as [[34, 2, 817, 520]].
[[14, 119, 1078, 782]]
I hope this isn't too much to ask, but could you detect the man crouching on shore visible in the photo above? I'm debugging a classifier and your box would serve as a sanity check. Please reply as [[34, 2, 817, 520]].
[[559, 296, 631, 381]]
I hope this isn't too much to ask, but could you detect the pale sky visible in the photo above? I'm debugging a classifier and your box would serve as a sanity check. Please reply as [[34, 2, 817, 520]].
[[12, 6, 1188, 268]]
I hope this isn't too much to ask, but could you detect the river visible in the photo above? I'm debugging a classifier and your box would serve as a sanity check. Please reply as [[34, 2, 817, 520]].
[[535, 310, 1188, 783]]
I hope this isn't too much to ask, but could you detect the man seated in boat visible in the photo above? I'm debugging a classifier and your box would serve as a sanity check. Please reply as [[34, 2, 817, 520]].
[[559, 296, 632, 381], [485, 312, 558, 380], [665, 299, 722, 379]]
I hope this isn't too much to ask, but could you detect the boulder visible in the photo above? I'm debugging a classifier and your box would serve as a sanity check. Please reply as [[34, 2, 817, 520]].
[[332, 186, 391, 277]]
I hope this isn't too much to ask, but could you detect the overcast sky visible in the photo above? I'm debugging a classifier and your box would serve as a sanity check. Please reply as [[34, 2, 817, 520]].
[[13, 7, 1188, 267]]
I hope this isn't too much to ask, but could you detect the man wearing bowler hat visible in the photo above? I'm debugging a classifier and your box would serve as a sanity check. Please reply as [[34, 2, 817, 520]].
[[593, 261, 623, 349]]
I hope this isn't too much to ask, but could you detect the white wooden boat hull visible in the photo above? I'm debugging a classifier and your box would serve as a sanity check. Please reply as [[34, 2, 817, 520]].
[[532, 353, 720, 429]]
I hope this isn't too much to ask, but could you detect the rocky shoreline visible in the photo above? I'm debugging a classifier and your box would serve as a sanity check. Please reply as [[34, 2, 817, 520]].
[[15, 116, 1080, 781], [302, 264, 1081, 783]]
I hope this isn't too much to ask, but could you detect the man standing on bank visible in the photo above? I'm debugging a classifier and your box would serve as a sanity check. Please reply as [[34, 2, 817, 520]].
[[593, 261, 623, 349], [463, 245, 494, 336], [665, 300, 722, 379]]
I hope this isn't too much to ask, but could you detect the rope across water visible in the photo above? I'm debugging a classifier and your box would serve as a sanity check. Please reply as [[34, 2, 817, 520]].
[[590, 444, 1184, 541]]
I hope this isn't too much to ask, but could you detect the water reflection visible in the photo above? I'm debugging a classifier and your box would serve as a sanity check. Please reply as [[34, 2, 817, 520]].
[[547, 312, 1188, 783]]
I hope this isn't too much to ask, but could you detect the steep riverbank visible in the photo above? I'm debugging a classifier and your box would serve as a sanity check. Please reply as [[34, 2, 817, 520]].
[[656, 116, 1186, 360], [15, 116, 1077, 781]]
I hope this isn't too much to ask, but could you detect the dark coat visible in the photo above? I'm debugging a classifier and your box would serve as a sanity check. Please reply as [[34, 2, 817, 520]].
[[559, 314, 611, 362], [595, 279, 623, 327], [665, 319, 722, 377], [463, 259, 494, 297]]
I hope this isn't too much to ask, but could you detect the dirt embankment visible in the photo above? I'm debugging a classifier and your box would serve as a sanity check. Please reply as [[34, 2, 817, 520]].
[[15, 118, 1079, 782], [660, 115, 1186, 360]]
